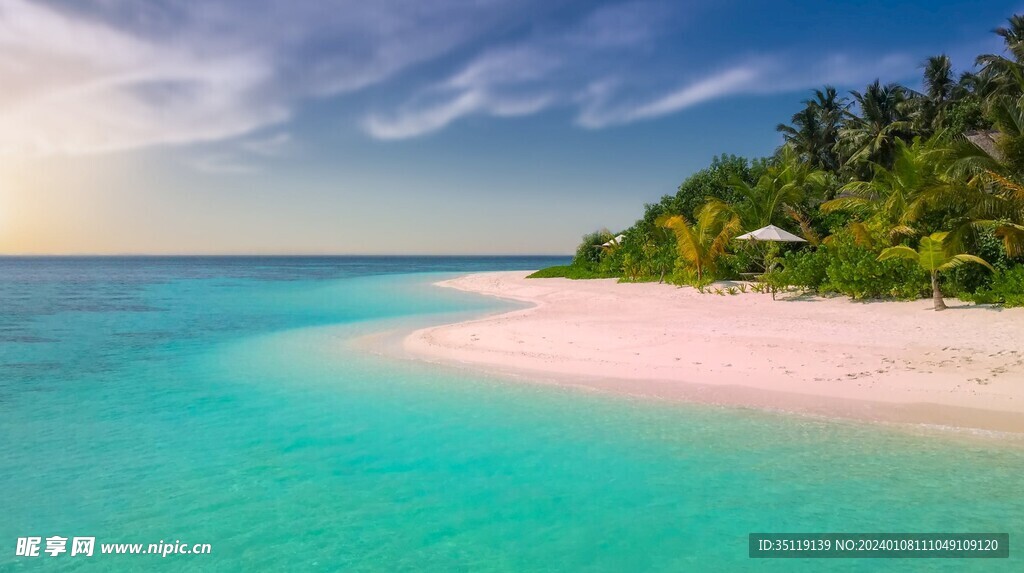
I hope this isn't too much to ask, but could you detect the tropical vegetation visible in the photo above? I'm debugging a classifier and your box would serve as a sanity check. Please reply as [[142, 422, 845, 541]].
[[877, 232, 994, 310], [538, 15, 1024, 309]]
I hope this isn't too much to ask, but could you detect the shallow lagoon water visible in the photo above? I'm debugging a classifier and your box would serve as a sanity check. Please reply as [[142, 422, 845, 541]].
[[1, 257, 1022, 571]]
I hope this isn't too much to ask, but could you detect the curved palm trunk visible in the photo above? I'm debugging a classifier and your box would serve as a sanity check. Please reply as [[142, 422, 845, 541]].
[[931, 271, 946, 311]]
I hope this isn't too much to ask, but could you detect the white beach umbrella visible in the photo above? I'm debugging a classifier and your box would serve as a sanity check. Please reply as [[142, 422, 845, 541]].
[[734, 224, 806, 243]]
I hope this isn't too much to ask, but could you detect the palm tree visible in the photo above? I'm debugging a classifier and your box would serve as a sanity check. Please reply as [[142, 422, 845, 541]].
[[657, 203, 741, 283], [777, 107, 823, 160], [723, 146, 828, 231], [976, 16, 1024, 100], [777, 86, 848, 171], [958, 69, 997, 100], [995, 14, 1024, 56], [822, 137, 953, 241], [911, 55, 957, 134], [924, 55, 956, 105], [878, 232, 994, 310], [840, 80, 915, 172], [949, 134, 1024, 257]]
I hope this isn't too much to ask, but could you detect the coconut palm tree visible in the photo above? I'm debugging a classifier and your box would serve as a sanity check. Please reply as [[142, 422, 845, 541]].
[[995, 14, 1024, 55], [722, 146, 828, 231], [924, 55, 956, 105], [840, 80, 915, 172], [822, 137, 953, 241], [878, 232, 994, 310], [976, 16, 1024, 100], [949, 133, 1024, 257], [910, 55, 958, 134], [777, 86, 848, 171], [958, 69, 997, 100], [657, 203, 741, 284], [777, 107, 823, 160]]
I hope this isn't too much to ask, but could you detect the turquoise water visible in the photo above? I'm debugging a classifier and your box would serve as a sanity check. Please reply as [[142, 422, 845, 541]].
[[1, 257, 1022, 571]]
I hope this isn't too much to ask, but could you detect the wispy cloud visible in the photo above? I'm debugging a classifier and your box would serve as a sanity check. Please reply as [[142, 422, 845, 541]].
[[363, 45, 562, 139], [185, 131, 293, 174], [363, 2, 667, 139], [241, 132, 293, 156], [0, 0, 285, 155], [576, 67, 760, 129], [0, 0, 945, 152], [359, 0, 929, 140], [0, 0, 532, 155], [573, 52, 922, 129]]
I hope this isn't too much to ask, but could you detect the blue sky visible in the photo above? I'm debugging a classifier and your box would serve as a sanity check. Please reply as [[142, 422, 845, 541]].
[[0, 0, 1019, 254]]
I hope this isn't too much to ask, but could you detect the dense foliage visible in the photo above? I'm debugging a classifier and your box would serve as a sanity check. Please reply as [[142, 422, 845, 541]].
[[526, 265, 619, 279], [538, 16, 1024, 309]]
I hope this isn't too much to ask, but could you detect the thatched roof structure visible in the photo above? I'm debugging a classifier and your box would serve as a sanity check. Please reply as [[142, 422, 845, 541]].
[[965, 130, 1002, 160]]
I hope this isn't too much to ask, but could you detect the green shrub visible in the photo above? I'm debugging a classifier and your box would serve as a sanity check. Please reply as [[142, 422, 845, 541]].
[[963, 266, 1024, 307], [572, 229, 615, 269], [819, 234, 927, 299], [667, 263, 714, 289], [598, 247, 624, 275], [945, 228, 1013, 297], [620, 252, 645, 282], [768, 248, 830, 289], [718, 249, 757, 279], [527, 266, 618, 279], [659, 154, 764, 222], [945, 96, 992, 134]]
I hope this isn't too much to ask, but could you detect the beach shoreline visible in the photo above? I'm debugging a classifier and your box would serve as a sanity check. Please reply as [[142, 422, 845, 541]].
[[399, 271, 1024, 435]]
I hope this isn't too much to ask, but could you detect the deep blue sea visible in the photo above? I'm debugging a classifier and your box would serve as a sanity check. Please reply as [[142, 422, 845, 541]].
[[1, 257, 1023, 571]]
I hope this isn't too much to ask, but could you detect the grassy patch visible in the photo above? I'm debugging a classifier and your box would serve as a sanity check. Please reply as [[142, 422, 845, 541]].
[[526, 265, 619, 279]]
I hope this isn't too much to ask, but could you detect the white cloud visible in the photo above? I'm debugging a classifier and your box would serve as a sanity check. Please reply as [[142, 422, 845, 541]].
[[241, 132, 292, 156], [0, 0, 940, 152], [573, 51, 922, 130], [0, 0, 531, 155], [0, 0, 284, 155], [364, 44, 917, 139], [358, 0, 924, 141], [360, 3, 665, 140], [576, 67, 760, 128], [364, 91, 484, 140], [363, 44, 561, 139]]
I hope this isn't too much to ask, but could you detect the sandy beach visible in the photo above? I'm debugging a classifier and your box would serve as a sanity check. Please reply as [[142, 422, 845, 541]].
[[404, 271, 1024, 433]]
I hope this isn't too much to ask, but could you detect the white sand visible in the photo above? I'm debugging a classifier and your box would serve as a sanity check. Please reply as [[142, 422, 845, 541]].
[[404, 271, 1024, 433]]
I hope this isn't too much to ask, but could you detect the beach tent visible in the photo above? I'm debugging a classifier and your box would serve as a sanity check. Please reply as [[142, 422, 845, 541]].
[[734, 225, 806, 242]]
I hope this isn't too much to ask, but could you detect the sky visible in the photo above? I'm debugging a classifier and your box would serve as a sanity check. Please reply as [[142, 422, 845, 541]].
[[0, 0, 1020, 255]]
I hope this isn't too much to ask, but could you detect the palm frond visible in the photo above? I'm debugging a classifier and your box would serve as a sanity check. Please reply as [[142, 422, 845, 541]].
[[888, 224, 918, 240], [995, 223, 1024, 257], [877, 245, 919, 263], [820, 196, 870, 213], [938, 254, 996, 272], [849, 221, 875, 247], [784, 205, 821, 246]]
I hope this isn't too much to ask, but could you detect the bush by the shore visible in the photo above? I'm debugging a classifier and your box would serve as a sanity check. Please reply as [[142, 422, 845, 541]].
[[527, 266, 619, 280]]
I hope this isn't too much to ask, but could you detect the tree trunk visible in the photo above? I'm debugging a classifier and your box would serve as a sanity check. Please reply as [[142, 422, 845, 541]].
[[931, 271, 947, 311]]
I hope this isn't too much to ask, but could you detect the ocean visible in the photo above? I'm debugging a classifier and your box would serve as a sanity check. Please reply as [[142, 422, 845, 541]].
[[1, 256, 1022, 571]]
